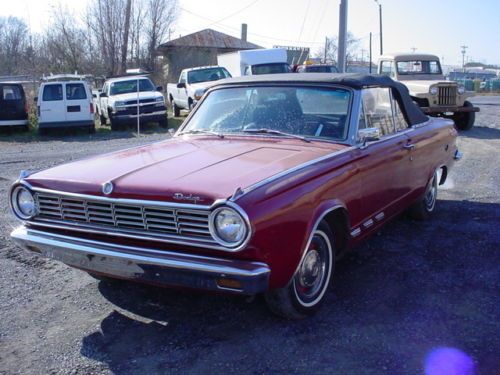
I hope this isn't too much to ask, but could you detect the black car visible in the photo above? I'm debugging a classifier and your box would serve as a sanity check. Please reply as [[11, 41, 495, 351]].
[[0, 83, 29, 130]]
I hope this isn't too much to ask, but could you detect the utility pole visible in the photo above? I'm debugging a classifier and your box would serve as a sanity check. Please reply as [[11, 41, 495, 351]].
[[324, 36, 328, 64], [374, 0, 383, 55], [369, 32, 372, 73], [461, 45, 468, 70], [338, 0, 348, 72]]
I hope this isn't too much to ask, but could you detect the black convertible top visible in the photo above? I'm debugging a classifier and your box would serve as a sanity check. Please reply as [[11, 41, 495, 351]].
[[213, 73, 429, 126]]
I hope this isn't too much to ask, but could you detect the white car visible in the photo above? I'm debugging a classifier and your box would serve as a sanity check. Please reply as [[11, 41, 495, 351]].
[[37, 80, 95, 134], [96, 76, 167, 130]]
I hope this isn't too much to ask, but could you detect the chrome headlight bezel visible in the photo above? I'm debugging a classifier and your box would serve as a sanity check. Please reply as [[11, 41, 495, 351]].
[[457, 85, 466, 95], [429, 86, 438, 95], [10, 185, 37, 220], [209, 205, 249, 248]]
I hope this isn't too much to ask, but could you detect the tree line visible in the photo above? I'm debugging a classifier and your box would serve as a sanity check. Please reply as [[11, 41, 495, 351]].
[[0, 0, 177, 81]]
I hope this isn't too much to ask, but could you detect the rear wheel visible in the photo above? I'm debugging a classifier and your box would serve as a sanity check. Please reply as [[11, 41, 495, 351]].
[[265, 221, 335, 319], [408, 171, 438, 220], [453, 101, 475, 131]]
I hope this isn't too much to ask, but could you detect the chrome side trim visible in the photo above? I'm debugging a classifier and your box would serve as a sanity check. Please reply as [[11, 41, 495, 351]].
[[374, 212, 385, 221], [363, 219, 374, 228], [350, 228, 361, 238], [232, 147, 353, 201]]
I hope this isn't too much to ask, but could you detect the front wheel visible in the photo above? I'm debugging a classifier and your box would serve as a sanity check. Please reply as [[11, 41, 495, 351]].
[[172, 101, 181, 117], [453, 101, 475, 131], [265, 222, 335, 319]]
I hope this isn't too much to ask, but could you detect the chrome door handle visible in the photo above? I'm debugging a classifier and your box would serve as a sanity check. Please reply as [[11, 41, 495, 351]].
[[403, 143, 415, 150]]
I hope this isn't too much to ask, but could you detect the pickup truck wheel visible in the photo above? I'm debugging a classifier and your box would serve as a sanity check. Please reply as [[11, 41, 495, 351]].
[[265, 222, 335, 319], [172, 101, 181, 117], [99, 114, 107, 126], [109, 118, 121, 131], [453, 101, 475, 131], [158, 117, 168, 128], [408, 171, 438, 220], [188, 100, 194, 111]]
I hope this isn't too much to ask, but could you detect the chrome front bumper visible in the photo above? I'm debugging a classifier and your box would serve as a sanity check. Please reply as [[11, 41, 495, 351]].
[[10, 226, 270, 295]]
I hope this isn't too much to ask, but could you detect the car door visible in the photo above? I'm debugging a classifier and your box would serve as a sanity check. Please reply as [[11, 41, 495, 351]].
[[39, 84, 65, 124], [65, 82, 91, 123], [354, 87, 413, 230]]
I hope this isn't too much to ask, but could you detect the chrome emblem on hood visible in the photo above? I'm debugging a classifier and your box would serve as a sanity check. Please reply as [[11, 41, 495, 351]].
[[173, 193, 203, 203], [102, 182, 114, 195]]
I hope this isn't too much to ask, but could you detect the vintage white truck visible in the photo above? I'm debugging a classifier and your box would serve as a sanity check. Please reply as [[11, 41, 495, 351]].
[[166, 66, 231, 117], [378, 53, 479, 130]]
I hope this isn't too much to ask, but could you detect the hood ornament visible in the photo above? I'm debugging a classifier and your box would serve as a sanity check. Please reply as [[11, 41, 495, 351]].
[[173, 192, 203, 204], [102, 181, 114, 195]]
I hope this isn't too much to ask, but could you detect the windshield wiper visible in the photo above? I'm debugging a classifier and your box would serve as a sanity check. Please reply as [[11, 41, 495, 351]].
[[241, 128, 311, 143], [178, 129, 224, 139]]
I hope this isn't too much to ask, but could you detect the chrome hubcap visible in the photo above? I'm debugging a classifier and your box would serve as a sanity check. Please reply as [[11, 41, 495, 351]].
[[425, 176, 437, 211], [299, 250, 321, 288]]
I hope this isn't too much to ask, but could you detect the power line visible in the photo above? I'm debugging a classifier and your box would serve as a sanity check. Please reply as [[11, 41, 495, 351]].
[[297, 0, 312, 42], [204, 0, 262, 28]]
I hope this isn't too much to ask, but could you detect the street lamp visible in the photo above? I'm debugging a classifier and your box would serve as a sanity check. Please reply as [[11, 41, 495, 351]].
[[374, 0, 383, 55]]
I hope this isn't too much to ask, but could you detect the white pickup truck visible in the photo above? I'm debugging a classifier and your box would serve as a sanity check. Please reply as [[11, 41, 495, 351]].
[[96, 75, 167, 130], [166, 66, 231, 116]]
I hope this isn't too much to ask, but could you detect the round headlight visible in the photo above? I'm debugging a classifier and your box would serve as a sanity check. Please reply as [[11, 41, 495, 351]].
[[429, 86, 438, 95], [11, 186, 36, 220], [210, 207, 248, 247], [457, 85, 466, 95]]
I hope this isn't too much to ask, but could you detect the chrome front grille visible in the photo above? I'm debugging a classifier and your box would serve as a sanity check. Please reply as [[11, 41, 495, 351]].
[[438, 86, 457, 106], [34, 192, 214, 243]]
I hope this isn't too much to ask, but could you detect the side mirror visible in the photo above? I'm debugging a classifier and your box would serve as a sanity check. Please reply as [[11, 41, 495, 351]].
[[100, 92, 107, 98], [156, 86, 163, 92], [177, 82, 186, 89], [92, 93, 97, 98], [33, 96, 38, 102], [357, 127, 381, 145]]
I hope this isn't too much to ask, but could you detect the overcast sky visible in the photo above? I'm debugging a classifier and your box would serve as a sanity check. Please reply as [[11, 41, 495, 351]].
[[2, 0, 498, 66]]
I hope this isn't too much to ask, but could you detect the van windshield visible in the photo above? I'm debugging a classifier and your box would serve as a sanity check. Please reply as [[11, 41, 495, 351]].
[[110, 79, 155, 95]]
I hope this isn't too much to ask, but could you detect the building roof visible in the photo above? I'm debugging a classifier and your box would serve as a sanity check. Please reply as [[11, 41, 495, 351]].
[[158, 29, 262, 51]]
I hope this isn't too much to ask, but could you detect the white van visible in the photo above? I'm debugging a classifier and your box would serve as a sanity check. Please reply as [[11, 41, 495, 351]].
[[37, 81, 95, 134]]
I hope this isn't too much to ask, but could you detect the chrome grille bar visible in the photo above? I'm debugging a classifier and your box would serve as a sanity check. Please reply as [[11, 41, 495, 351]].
[[34, 192, 215, 244], [438, 86, 457, 106]]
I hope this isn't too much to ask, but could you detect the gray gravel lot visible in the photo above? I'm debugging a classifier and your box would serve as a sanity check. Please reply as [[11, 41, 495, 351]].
[[0, 99, 499, 375]]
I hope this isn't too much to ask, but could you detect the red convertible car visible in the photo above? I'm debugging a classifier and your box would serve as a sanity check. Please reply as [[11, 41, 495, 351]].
[[10, 74, 461, 318]]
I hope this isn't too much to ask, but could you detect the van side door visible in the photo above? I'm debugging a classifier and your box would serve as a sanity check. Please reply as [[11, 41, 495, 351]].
[[39, 84, 65, 125], [65, 83, 92, 124]]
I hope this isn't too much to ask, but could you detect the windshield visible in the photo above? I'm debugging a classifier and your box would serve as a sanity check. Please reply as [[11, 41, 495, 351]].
[[252, 63, 291, 75], [187, 68, 231, 84], [396, 60, 442, 75], [181, 86, 351, 141], [110, 78, 155, 95], [305, 65, 338, 73]]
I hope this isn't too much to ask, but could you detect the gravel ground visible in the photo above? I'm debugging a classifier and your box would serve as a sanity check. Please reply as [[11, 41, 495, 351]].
[[0, 99, 498, 375]]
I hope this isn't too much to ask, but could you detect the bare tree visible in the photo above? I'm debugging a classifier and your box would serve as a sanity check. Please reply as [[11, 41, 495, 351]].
[[0, 17, 29, 75], [316, 32, 360, 65], [120, 0, 132, 74]]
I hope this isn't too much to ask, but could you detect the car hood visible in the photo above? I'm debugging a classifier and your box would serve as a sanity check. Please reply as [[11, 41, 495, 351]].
[[110, 91, 163, 102], [25, 136, 346, 205]]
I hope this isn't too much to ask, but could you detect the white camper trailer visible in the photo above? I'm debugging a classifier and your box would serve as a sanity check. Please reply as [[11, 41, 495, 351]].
[[217, 48, 290, 77]]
